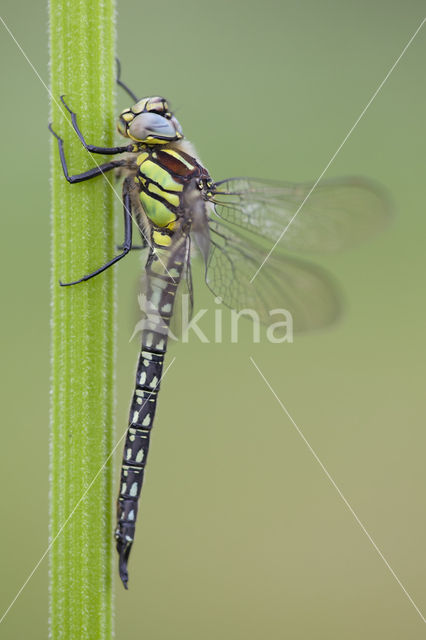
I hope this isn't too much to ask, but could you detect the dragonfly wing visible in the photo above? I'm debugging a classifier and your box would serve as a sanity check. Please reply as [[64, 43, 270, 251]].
[[212, 176, 391, 253], [206, 219, 341, 333]]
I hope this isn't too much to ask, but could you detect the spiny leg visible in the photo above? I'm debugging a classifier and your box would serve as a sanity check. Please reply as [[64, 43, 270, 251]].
[[49, 124, 127, 183], [60, 176, 134, 286], [116, 57, 139, 103], [59, 95, 131, 155]]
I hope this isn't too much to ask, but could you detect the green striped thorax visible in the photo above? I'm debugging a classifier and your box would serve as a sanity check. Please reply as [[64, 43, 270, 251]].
[[117, 96, 183, 144], [135, 146, 208, 242]]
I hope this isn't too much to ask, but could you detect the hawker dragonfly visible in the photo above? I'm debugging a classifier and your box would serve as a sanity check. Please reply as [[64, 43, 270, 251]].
[[50, 63, 389, 588]]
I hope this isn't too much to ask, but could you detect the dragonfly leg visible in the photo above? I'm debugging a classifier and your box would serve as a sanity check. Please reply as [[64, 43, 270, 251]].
[[58, 95, 131, 155], [49, 124, 127, 183], [116, 57, 139, 103], [117, 244, 145, 251], [60, 177, 134, 286]]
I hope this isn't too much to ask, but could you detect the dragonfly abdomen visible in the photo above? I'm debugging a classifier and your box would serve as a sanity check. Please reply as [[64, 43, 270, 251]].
[[115, 248, 184, 588], [115, 345, 165, 587]]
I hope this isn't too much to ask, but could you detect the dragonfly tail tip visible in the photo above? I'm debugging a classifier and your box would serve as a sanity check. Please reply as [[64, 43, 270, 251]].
[[119, 563, 129, 589], [116, 531, 132, 589]]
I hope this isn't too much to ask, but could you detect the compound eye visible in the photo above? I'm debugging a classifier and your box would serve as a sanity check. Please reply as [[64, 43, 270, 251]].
[[128, 112, 177, 141], [170, 116, 183, 135]]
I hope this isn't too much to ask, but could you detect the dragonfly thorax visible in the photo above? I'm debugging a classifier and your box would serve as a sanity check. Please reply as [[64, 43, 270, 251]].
[[135, 146, 211, 247]]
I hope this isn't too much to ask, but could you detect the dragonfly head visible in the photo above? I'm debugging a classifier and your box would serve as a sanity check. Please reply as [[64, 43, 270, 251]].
[[117, 96, 183, 144]]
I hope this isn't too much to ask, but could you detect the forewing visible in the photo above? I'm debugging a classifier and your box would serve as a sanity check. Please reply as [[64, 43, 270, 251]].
[[212, 177, 391, 252]]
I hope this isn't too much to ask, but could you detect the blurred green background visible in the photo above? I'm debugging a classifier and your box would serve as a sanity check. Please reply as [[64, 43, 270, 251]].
[[1, 1, 425, 638]]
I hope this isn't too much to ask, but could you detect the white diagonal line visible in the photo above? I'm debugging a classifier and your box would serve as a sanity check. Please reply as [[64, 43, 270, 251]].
[[0, 356, 176, 625], [250, 356, 426, 624], [0, 15, 175, 281], [250, 17, 425, 283]]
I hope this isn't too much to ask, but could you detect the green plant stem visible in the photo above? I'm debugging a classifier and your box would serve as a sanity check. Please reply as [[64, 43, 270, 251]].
[[49, 1, 116, 638]]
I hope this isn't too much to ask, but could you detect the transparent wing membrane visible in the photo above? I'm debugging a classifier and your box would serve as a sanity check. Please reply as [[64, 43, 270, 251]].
[[198, 175, 391, 332], [206, 219, 341, 333], [211, 177, 391, 253]]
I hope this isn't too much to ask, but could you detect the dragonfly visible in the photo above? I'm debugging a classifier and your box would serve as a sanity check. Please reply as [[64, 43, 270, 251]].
[[50, 62, 390, 588]]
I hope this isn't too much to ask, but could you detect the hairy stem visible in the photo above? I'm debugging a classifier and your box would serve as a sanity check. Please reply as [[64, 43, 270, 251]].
[[49, 1, 116, 638]]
